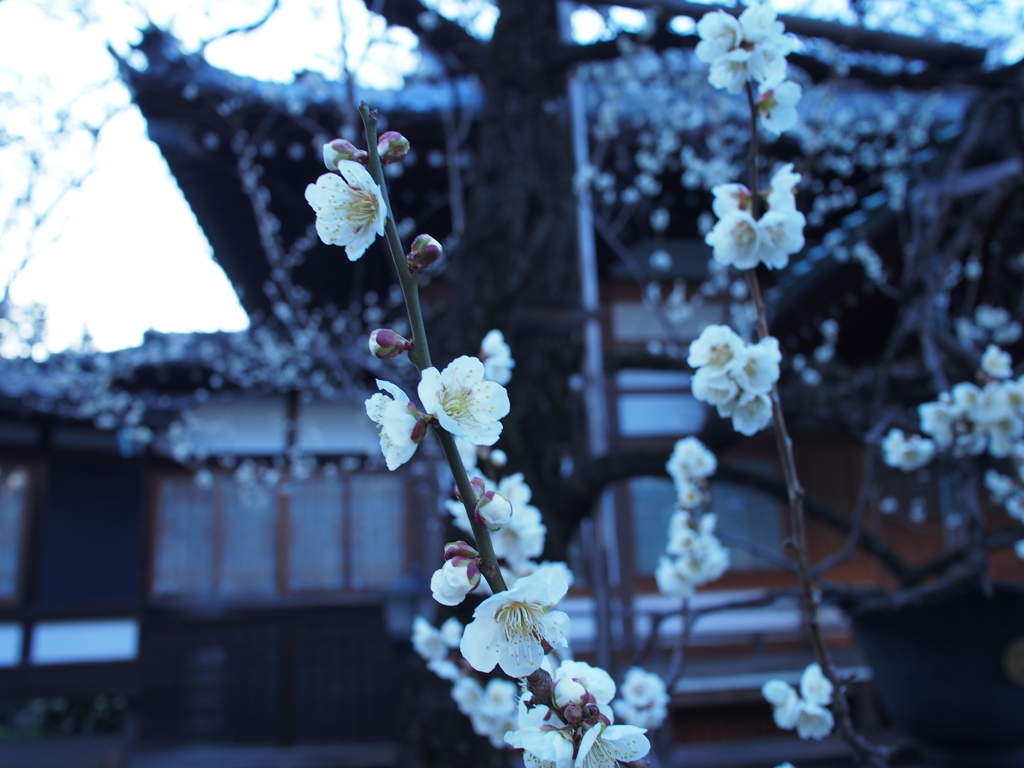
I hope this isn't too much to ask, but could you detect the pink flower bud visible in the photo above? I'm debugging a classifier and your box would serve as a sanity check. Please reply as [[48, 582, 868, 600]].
[[444, 541, 479, 561], [323, 138, 368, 170], [407, 234, 442, 273], [377, 131, 411, 165], [563, 702, 583, 724], [368, 328, 412, 359]]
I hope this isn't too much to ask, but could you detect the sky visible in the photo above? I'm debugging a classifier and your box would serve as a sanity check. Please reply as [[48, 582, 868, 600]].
[[0, 0, 421, 354], [0, 0, 1022, 355]]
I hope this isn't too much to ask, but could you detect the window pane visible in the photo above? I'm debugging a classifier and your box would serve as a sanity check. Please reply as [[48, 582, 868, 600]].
[[629, 475, 782, 576], [617, 393, 707, 437], [629, 477, 677, 574], [219, 482, 277, 596], [153, 477, 217, 597], [287, 478, 344, 591], [348, 475, 406, 590], [0, 468, 28, 599], [709, 481, 782, 571]]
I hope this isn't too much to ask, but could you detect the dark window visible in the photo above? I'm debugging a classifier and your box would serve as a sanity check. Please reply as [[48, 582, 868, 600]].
[[37, 462, 143, 605]]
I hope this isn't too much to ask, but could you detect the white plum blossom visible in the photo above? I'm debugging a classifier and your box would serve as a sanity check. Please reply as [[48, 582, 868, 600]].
[[575, 723, 651, 768], [657, 512, 730, 597], [687, 324, 747, 372], [733, 336, 782, 395], [688, 326, 781, 436], [304, 160, 387, 261], [919, 397, 956, 449], [706, 166, 805, 271], [762, 679, 801, 729], [767, 163, 801, 212], [708, 48, 755, 94], [705, 210, 761, 269], [797, 703, 836, 740], [419, 356, 510, 446], [471, 678, 520, 748], [982, 344, 1013, 379], [480, 329, 515, 385], [712, 183, 753, 218], [800, 663, 833, 707], [365, 379, 424, 470], [694, 10, 743, 63], [460, 569, 570, 677], [507, 696, 650, 768], [440, 616, 464, 648], [757, 208, 806, 269], [757, 80, 802, 134], [613, 668, 670, 730], [411, 615, 446, 662], [428, 658, 461, 681], [731, 391, 774, 435], [762, 664, 835, 740], [666, 437, 717, 503], [553, 660, 617, 708], [697, 2, 797, 91], [881, 429, 936, 471], [451, 676, 484, 716]]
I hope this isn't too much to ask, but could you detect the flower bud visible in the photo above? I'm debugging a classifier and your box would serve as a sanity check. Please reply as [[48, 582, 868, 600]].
[[368, 328, 413, 360], [554, 677, 587, 709], [489, 449, 508, 467], [377, 131, 411, 165], [407, 234, 442, 273], [476, 489, 513, 530], [444, 540, 479, 561], [563, 702, 583, 725], [430, 558, 480, 606], [323, 138, 367, 170]]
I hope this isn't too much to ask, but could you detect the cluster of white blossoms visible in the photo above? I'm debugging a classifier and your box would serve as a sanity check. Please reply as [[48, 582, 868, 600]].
[[666, 436, 718, 509], [704, 164, 806, 271], [412, 615, 465, 681], [446, 472, 549, 577], [688, 325, 781, 436], [761, 663, 835, 740], [883, 347, 1024, 472], [656, 510, 731, 597], [611, 668, 670, 730], [984, 470, 1024, 559], [410, 615, 522, 748], [506, 660, 651, 768], [453, 676, 520, 749], [366, 354, 511, 471], [695, 4, 802, 134]]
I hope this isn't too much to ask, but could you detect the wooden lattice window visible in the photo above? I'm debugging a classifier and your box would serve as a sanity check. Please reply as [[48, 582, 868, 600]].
[[151, 472, 409, 599]]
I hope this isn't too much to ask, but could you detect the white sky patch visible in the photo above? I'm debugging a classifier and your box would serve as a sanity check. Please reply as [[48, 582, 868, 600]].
[[0, 0, 421, 354]]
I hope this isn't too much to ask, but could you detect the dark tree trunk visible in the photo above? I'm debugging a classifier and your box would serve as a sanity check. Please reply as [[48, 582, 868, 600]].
[[431, 0, 583, 553]]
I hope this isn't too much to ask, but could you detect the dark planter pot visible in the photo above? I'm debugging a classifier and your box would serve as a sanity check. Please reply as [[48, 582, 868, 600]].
[[852, 584, 1024, 763]]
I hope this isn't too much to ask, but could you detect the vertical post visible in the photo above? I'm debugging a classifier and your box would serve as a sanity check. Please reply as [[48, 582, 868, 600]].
[[568, 69, 616, 671]]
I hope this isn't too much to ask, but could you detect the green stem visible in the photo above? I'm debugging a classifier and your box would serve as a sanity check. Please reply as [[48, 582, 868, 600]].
[[358, 104, 507, 594]]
